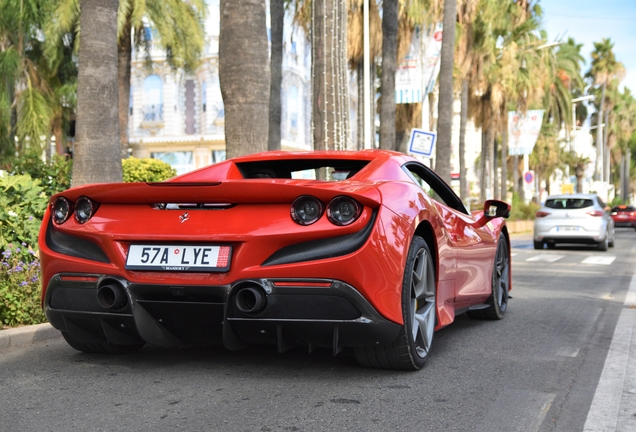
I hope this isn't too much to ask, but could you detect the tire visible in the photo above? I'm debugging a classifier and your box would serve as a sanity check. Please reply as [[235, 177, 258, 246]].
[[467, 235, 509, 320], [598, 234, 609, 251], [533, 241, 543, 250], [355, 236, 436, 370], [62, 332, 145, 354]]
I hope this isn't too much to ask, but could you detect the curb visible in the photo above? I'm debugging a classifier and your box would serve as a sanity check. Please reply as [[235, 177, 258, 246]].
[[0, 322, 61, 351]]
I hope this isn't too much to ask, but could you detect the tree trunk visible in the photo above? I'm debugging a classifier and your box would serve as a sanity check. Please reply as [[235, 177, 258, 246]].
[[493, 134, 499, 200], [379, 0, 397, 150], [434, 0, 456, 184], [603, 107, 610, 183], [357, 63, 364, 150], [219, 0, 270, 158], [268, 0, 284, 151], [479, 94, 491, 203], [312, 0, 350, 150], [459, 79, 468, 201], [594, 81, 606, 181], [118, 17, 133, 159], [73, 0, 122, 186], [501, 124, 508, 201]]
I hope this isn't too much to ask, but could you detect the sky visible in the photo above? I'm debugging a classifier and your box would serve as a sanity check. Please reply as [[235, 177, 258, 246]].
[[539, 0, 636, 93]]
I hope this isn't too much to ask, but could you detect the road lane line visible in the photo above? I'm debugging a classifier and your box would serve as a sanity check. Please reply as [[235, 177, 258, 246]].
[[476, 389, 555, 432], [581, 256, 617, 266], [583, 270, 636, 431], [526, 254, 565, 263]]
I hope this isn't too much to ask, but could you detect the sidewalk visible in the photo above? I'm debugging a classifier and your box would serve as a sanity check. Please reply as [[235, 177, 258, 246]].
[[0, 322, 61, 351]]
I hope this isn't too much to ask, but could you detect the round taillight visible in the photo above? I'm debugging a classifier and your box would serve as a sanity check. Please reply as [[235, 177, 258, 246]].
[[75, 197, 96, 224], [327, 196, 361, 226], [291, 196, 324, 225], [52, 197, 72, 225]]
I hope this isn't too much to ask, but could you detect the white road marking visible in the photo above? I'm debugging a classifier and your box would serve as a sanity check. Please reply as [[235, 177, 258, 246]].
[[556, 347, 580, 357], [526, 254, 565, 263], [584, 270, 636, 431], [581, 256, 617, 266], [511, 253, 518, 257]]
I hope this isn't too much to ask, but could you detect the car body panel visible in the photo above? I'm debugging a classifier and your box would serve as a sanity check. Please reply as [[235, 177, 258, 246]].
[[39, 150, 510, 352]]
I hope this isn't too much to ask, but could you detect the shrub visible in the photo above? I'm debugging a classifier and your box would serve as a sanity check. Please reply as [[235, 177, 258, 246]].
[[508, 193, 541, 221], [8, 152, 72, 195], [0, 173, 47, 256], [0, 244, 45, 327], [122, 157, 177, 182]]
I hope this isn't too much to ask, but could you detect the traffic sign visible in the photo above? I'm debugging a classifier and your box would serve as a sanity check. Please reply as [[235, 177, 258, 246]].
[[408, 129, 436, 158], [524, 170, 535, 184]]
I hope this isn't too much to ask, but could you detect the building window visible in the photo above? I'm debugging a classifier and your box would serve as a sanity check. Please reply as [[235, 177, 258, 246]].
[[152, 151, 194, 175], [288, 85, 298, 129], [185, 79, 196, 134], [201, 81, 207, 112], [143, 75, 163, 122], [212, 150, 226, 163]]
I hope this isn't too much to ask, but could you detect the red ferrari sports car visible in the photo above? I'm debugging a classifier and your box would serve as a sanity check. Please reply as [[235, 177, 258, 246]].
[[39, 150, 511, 370]]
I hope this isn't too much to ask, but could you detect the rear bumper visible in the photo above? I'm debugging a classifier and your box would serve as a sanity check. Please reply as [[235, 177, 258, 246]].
[[44, 273, 401, 353], [613, 221, 636, 228]]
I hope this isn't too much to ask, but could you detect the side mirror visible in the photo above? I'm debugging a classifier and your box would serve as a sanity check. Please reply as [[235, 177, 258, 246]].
[[484, 200, 511, 219]]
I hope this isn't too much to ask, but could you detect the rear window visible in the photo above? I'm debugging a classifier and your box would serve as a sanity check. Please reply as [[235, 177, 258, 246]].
[[545, 198, 594, 209], [235, 159, 370, 181]]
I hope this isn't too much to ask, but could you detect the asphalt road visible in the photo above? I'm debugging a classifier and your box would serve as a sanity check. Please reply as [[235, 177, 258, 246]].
[[2, 229, 635, 432]]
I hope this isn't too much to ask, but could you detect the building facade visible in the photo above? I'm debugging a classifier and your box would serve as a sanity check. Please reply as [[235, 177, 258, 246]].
[[128, 0, 311, 174]]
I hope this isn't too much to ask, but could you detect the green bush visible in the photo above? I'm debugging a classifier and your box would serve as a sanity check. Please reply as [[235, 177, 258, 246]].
[[0, 173, 47, 327], [8, 152, 72, 195], [508, 193, 541, 221], [0, 244, 45, 327], [0, 173, 47, 256], [122, 157, 177, 182]]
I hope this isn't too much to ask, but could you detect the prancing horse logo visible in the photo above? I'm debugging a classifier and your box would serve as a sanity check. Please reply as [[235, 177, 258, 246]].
[[179, 212, 190, 223]]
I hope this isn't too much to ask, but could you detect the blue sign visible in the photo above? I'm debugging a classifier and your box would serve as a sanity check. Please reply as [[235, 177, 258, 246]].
[[408, 129, 436, 158]]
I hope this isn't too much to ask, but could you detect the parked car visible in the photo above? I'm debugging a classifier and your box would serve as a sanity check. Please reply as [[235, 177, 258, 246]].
[[39, 150, 511, 370], [611, 205, 636, 229], [533, 194, 615, 250]]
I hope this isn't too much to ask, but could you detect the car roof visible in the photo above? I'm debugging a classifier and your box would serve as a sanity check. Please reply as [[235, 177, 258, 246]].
[[544, 194, 598, 200]]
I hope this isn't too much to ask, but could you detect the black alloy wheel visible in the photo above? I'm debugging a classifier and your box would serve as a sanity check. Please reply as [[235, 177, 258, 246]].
[[467, 235, 510, 320], [355, 236, 436, 370]]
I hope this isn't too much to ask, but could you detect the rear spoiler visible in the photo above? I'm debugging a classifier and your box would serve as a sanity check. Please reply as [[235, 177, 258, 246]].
[[50, 180, 383, 208]]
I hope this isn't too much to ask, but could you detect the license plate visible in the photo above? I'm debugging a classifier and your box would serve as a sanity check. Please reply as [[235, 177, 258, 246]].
[[557, 226, 579, 232], [126, 245, 231, 272]]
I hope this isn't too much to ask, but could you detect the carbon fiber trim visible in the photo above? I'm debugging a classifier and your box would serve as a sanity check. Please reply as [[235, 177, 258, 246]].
[[45, 220, 110, 263], [261, 210, 377, 266]]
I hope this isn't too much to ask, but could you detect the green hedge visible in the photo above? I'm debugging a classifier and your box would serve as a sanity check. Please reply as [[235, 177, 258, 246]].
[[122, 157, 177, 182]]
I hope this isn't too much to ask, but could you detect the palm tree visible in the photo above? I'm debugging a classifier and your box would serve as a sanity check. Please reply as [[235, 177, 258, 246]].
[[268, 0, 285, 151], [455, 0, 479, 201], [72, 0, 121, 186], [588, 38, 621, 182], [434, 0, 456, 184], [47, 0, 206, 157], [219, 0, 270, 157], [311, 0, 350, 150], [379, 0, 398, 151], [0, 0, 76, 161]]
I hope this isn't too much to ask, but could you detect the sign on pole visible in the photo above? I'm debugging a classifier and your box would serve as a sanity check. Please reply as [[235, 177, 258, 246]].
[[508, 110, 544, 156], [408, 129, 436, 158]]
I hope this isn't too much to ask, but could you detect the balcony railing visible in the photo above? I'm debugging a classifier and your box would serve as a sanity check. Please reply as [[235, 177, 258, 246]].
[[142, 104, 163, 122]]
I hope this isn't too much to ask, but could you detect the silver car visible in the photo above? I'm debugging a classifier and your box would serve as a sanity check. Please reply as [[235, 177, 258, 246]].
[[533, 194, 615, 251]]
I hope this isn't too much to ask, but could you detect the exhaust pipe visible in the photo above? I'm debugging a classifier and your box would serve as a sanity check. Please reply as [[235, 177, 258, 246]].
[[97, 280, 128, 309], [234, 285, 267, 314]]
